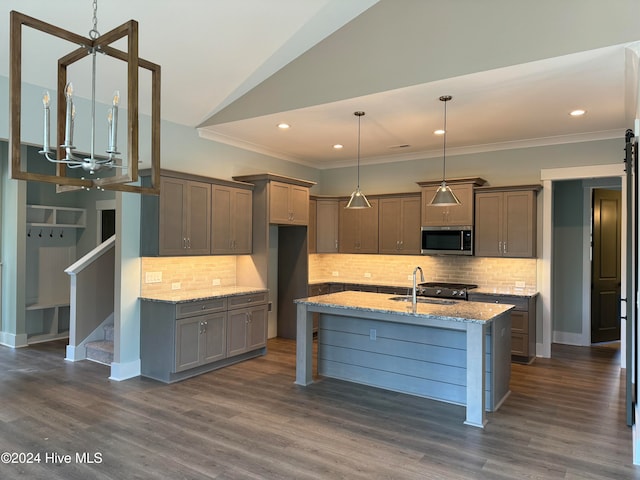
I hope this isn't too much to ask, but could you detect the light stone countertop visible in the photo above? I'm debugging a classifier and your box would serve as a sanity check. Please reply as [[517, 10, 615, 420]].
[[472, 287, 539, 297], [295, 290, 513, 324], [140, 286, 268, 304]]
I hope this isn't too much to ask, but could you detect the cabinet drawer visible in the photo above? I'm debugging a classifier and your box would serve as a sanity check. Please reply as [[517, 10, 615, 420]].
[[511, 311, 529, 333], [228, 292, 268, 310], [177, 298, 227, 318], [468, 294, 528, 311], [511, 333, 528, 357]]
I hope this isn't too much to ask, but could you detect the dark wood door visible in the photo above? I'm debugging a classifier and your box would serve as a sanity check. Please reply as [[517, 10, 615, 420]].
[[591, 188, 621, 343]]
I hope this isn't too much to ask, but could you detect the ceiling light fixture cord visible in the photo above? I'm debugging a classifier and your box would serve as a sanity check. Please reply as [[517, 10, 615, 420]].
[[442, 95, 447, 182], [357, 111, 362, 189]]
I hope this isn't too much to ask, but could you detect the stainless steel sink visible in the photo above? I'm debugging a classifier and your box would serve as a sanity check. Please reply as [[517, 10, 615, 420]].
[[389, 296, 457, 306]]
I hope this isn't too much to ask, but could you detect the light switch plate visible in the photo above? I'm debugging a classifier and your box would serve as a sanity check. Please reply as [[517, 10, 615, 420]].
[[145, 272, 162, 283], [515, 281, 526, 288]]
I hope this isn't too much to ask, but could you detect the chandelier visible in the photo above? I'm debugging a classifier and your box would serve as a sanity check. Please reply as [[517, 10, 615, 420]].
[[9, 1, 161, 194]]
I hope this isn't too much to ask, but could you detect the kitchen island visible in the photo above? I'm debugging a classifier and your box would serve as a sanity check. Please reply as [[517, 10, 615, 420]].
[[294, 291, 513, 428]]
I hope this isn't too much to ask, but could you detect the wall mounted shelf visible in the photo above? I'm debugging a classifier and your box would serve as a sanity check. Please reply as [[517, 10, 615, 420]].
[[26, 205, 86, 228]]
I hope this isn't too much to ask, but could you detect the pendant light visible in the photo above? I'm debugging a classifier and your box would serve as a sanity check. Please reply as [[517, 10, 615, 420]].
[[430, 95, 461, 206], [345, 111, 372, 209]]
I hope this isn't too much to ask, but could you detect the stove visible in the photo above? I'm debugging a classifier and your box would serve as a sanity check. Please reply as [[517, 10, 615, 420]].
[[417, 282, 478, 300]]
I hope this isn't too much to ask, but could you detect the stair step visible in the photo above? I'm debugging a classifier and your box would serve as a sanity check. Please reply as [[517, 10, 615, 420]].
[[86, 340, 113, 366], [104, 324, 114, 342]]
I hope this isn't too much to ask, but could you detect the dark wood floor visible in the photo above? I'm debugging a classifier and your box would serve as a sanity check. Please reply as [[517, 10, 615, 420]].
[[0, 338, 637, 479]]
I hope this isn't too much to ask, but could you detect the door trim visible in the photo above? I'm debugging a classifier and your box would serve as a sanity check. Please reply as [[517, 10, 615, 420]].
[[540, 163, 626, 359]]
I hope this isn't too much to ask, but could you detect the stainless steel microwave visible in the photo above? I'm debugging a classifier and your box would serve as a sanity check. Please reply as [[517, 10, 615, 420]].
[[421, 226, 473, 255]]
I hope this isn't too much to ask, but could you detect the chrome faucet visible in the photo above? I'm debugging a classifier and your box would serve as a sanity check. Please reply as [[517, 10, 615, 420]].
[[412, 266, 425, 306]]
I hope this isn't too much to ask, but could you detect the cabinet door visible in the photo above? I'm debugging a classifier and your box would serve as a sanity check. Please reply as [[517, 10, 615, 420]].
[[269, 181, 292, 224], [358, 199, 379, 253], [201, 312, 227, 364], [422, 184, 473, 226], [211, 185, 234, 254], [474, 191, 503, 257], [502, 190, 535, 258], [232, 188, 253, 254], [338, 199, 378, 253], [227, 308, 249, 357], [316, 199, 339, 252], [290, 185, 309, 225], [246, 305, 268, 351], [175, 317, 202, 372], [308, 198, 317, 253], [185, 181, 211, 254], [379, 198, 402, 254], [159, 177, 188, 255], [400, 196, 421, 254]]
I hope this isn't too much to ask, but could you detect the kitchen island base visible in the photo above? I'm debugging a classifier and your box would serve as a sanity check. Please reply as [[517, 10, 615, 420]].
[[295, 292, 512, 428]]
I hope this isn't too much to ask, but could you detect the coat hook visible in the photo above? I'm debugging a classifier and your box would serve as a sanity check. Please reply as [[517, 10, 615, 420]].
[[49, 229, 53, 238], [60, 229, 64, 238], [27, 229, 31, 237], [38, 229, 42, 238]]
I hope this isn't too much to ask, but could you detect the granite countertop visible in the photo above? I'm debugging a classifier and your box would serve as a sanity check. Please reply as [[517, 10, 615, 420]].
[[472, 287, 539, 297], [140, 286, 268, 304], [295, 290, 513, 324], [309, 278, 539, 297]]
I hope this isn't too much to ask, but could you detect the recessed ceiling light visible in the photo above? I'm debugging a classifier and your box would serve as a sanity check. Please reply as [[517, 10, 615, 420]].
[[569, 109, 586, 117], [333, 144, 343, 149], [277, 123, 290, 129], [434, 129, 445, 135]]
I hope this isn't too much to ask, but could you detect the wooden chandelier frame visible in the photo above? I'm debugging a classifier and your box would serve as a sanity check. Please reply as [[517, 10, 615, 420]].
[[9, 10, 160, 195]]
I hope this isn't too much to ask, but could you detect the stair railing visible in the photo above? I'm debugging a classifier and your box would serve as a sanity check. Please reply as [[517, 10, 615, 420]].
[[64, 235, 115, 361]]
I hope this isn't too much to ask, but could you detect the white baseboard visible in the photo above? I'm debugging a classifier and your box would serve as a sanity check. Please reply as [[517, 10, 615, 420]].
[[109, 358, 141, 381], [65, 344, 84, 361], [0, 331, 28, 348]]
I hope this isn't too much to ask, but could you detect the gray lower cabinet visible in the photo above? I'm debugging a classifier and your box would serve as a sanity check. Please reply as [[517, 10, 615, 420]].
[[227, 292, 269, 357], [141, 292, 268, 383]]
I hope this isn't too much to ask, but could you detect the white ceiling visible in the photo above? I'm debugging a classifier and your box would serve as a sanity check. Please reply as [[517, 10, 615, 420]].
[[3, 0, 640, 170]]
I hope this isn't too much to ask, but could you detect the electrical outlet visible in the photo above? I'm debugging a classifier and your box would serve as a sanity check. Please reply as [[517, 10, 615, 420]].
[[364, 272, 371, 278], [171, 282, 181, 290], [369, 328, 377, 341], [332, 271, 339, 277], [407, 275, 413, 281], [515, 281, 526, 288], [212, 278, 221, 286], [145, 272, 162, 283]]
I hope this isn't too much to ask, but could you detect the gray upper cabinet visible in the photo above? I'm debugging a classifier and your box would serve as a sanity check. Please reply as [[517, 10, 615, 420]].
[[141, 170, 253, 256], [316, 198, 339, 253], [474, 186, 540, 258], [212, 185, 253, 254], [418, 179, 486, 227], [158, 176, 211, 255], [269, 181, 309, 225], [339, 198, 379, 253], [378, 195, 421, 254]]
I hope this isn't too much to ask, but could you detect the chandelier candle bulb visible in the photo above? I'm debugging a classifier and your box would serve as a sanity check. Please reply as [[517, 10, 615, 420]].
[[63, 82, 74, 148], [42, 91, 50, 152], [109, 90, 119, 153]]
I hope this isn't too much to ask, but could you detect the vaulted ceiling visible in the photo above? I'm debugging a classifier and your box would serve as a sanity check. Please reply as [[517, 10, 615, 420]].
[[3, 0, 640, 169]]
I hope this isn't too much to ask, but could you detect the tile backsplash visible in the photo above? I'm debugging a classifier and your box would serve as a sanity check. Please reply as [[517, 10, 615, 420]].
[[140, 253, 537, 296], [141, 256, 237, 296], [309, 254, 537, 289]]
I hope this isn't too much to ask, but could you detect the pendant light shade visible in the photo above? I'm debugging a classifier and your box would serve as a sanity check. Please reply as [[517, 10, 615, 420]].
[[345, 111, 372, 209], [430, 95, 461, 207]]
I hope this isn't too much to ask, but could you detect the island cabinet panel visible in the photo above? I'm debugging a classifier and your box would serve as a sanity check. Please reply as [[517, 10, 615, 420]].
[[378, 195, 421, 254], [474, 186, 539, 258], [339, 198, 379, 253], [211, 185, 253, 254], [317, 314, 509, 411]]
